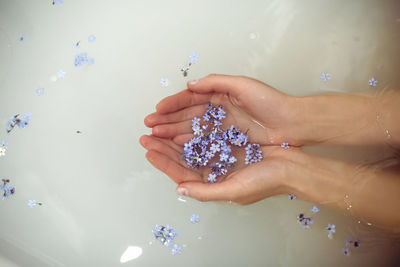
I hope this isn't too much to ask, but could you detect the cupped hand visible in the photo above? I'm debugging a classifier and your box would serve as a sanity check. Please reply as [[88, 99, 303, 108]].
[[139, 134, 294, 204], [145, 74, 303, 147]]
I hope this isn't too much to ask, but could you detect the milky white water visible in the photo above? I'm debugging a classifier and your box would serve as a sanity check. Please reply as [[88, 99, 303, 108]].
[[1, 0, 400, 266]]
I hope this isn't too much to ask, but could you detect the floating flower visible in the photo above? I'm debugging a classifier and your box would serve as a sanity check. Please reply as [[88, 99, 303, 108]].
[[1, 179, 15, 200], [171, 244, 182, 255], [297, 213, 314, 229], [341, 247, 350, 256], [190, 214, 200, 223], [6, 113, 32, 133], [0, 148, 5, 157], [53, 0, 63, 5], [74, 52, 90, 67], [1, 141, 8, 150], [19, 35, 25, 42], [88, 35, 96, 42], [311, 205, 319, 213], [57, 69, 66, 78], [36, 88, 44, 96], [189, 52, 199, 64], [160, 78, 169, 87], [325, 223, 336, 239], [368, 77, 378, 87], [228, 156, 237, 164], [288, 194, 296, 200], [27, 199, 43, 208], [321, 72, 331, 82], [153, 224, 178, 248], [73, 41, 80, 48]]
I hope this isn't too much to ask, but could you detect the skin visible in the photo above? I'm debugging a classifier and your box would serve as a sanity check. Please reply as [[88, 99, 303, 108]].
[[140, 74, 400, 232]]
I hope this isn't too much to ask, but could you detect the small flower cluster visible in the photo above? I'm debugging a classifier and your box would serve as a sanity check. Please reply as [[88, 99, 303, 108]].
[[297, 213, 314, 229], [190, 214, 200, 223], [342, 237, 360, 256], [152, 225, 182, 255], [183, 104, 262, 183], [325, 223, 336, 239], [6, 113, 32, 133], [1, 179, 15, 200], [179, 52, 199, 77], [74, 52, 94, 67], [245, 144, 262, 165], [27, 199, 43, 208]]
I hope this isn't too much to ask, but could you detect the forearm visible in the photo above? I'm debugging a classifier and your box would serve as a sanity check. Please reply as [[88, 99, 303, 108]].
[[285, 151, 400, 232], [292, 91, 400, 148]]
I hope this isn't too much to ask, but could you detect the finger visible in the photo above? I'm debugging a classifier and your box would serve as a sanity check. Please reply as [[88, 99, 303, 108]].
[[176, 179, 242, 202], [155, 89, 212, 114], [172, 134, 194, 146], [144, 104, 206, 128], [145, 150, 200, 184], [139, 135, 184, 165], [152, 120, 192, 138], [187, 74, 263, 98]]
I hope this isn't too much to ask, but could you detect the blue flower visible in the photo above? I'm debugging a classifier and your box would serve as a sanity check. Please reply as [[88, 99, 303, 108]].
[[311, 205, 319, 213], [189, 52, 199, 64], [228, 156, 237, 164], [210, 143, 220, 153], [19, 35, 25, 42], [341, 247, 350, 256], [205, 151, 215, 159], [368, 77, 378, 87], [0, 148, 5, 157], [54, 0, 63, 5], [27, 199, 42, 208], [171, 244, 182, 255], [321, 72, 331, 82], [1, 141, 8, 150], [281, 142, 290, 149], [57, 69, 66, 78], [190, 214, 200, 223], [245, 143, 263, 165], [203, 113, 210, 122], [36, 88, 44, 96], [219, 153, 229, 162], [325, 223, 335, 234], [1, 179, 15, 200], [160, 78, 169, 87], [208, 173, 217, 183], [288, 194, 296, 200], [88, 34, 96, 42], [74, 53, 89, 67]]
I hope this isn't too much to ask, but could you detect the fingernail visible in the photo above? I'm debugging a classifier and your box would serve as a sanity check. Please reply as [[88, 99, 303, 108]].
[[188, 79, 198, 85], [176, 187, 188, 196]]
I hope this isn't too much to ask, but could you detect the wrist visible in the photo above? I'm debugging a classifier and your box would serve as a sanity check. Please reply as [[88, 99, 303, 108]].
[[292, 94, 380, 145]]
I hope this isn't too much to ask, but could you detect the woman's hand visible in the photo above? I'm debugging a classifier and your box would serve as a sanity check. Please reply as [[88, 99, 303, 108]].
[[144, 74, 305, 147], [139, 134, 294, 204]]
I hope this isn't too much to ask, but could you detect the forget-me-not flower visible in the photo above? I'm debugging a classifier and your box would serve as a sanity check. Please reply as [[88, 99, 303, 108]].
[[36, 88, 44, 96], [190, 214, 200, 223], [189, 52, 199, 64], [311, 205, 319, 213], [171, 244, 182, 255], [160, 78, 169, 87], [88, 35, 96, 42], [57, 69, 66, 78], [321, 72, 331, 82], [368, 77, 378, 87]]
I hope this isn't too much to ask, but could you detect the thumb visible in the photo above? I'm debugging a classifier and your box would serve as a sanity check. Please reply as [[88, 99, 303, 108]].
[[176, 180, 240, 203]]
